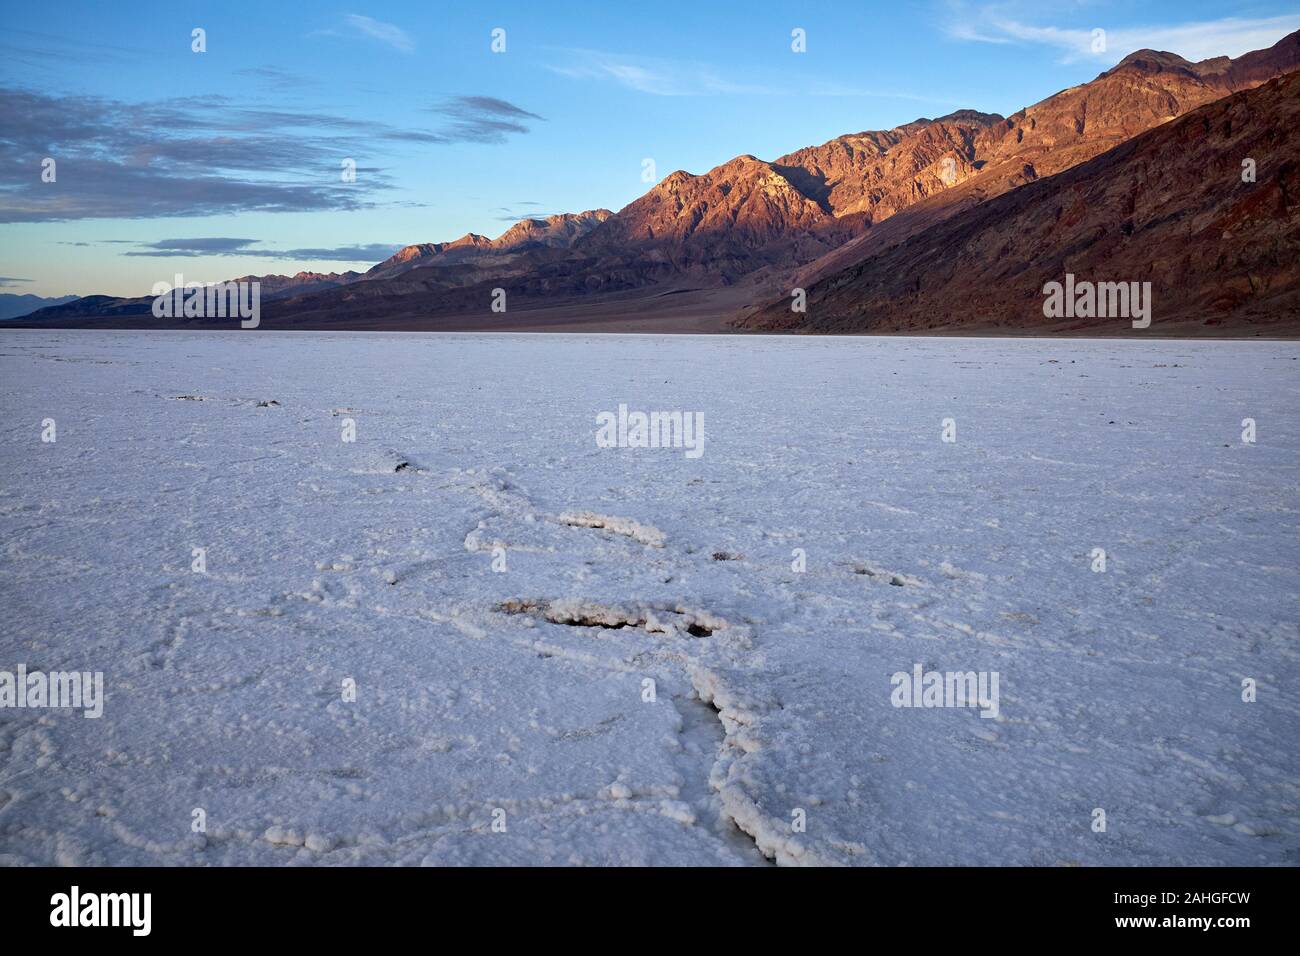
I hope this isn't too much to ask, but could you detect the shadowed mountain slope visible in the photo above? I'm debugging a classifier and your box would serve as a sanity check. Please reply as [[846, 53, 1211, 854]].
[[736, 71, 1300, 335]]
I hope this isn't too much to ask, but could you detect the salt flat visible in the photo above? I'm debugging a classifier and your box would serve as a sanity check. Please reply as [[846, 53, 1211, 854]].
[[0, 330, 1296, 866]]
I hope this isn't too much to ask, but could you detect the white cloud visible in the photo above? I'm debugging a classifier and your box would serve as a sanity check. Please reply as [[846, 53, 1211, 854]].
[[544, 49, 770, 96], [946, 10, 1300, 64], [545, 49, 961, 105], [344, 14, 414, 54]]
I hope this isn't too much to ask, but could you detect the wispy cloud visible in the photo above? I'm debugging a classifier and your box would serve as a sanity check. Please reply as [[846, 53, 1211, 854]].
[[493, 210, 558, 223], [120, 238, 401, 262], [125, 238, 260, 255], [0, 276, 34, 287], [431, 96, 544, 142], [272, 242, 402, 262], [342, 14, 414, 53], [946, 8, 1300, 63], [0, 27, 145, 75], [545, 48, 771, 96], [236, 66, 317, 90], [491, 200, 551, 221], [0, 87, 541, 222], [545, 47, 961, 105]]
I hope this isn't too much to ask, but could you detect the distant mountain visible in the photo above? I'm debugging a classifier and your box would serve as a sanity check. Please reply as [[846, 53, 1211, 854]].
[[0, 293, 79, 320], [18, 213, 612, 324], [13, 30, 1300, 334], [5, 272, 362, 319], [738, 70, 1300, 334], [365, 210, 613, 279], [226, 271, 363, 300]]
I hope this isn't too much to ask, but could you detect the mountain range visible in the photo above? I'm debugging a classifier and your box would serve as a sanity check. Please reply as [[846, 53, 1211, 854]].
[[16, 30, 1300, 335], [0, 293, 79, 320]]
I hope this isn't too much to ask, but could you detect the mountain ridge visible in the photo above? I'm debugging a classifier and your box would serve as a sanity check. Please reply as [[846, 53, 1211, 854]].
[[0, 293, 80, 320], [736, 70, 1300, 334], [17, 29, 1300, 334]]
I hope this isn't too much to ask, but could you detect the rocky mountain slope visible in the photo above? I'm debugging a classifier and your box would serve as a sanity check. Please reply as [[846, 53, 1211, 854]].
[[563, 30, 1300, 295], [779, 30, 1300, 294], [228, 271, 363, 300], [16, 31, 1300, 333], [737, 71, 1300, 334], [365, 210, 613, 279]]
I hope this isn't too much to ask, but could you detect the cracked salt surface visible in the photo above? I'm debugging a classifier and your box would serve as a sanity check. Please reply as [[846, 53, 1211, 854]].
[[0, 331, 1297, 865]]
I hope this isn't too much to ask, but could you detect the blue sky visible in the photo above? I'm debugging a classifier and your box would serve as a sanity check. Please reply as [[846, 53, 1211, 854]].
[[2, 0, 1298, 296]]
